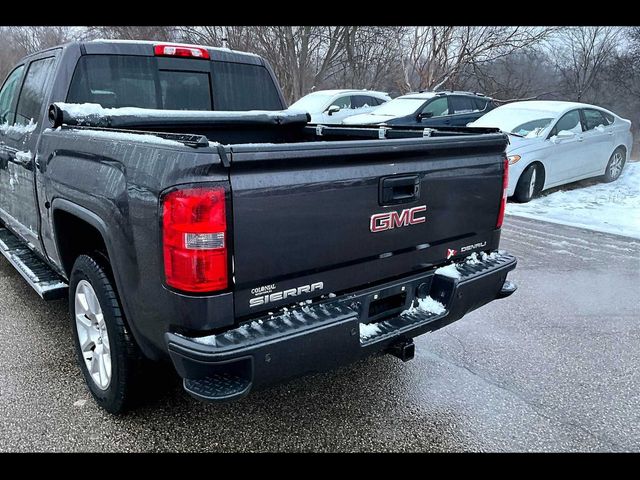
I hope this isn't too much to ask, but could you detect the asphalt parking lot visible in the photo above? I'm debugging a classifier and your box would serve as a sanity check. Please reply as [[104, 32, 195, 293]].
[[0, 215, 639, 452]]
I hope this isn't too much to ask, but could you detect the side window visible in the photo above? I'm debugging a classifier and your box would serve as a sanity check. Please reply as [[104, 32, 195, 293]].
[[15, 57, 56, 125], [351, 95, 376, 109], [449, 96, 475, 114], [472, 97, 488, 111], [582, 109, 608, 131], [551, 110, 583, 136], [331, 96, 352, 109], [602, 111, 615, 125], [421, 97, 449, 117], [0, 65, 25, 125]]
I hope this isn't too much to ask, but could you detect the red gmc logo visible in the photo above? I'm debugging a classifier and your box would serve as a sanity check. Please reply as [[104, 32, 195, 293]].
[[370, 205, 427, 232]]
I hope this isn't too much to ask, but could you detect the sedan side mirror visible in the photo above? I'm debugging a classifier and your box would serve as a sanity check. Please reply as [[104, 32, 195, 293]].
[[327, 105, 341, 116], [551, 130, 575, 143], [417, 111, 433, 120]]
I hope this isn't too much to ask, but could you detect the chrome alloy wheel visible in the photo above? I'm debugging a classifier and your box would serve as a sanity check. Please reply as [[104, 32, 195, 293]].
[[75, 280, 112, 390], [609, 151, 624, 179]]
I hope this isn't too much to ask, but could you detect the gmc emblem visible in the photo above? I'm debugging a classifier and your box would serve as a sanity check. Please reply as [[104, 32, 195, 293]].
[[370, 205, 427, 232]]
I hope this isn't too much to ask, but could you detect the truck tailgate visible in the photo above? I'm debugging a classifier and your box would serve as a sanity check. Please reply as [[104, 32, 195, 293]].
[[229, 135, 508, 318]]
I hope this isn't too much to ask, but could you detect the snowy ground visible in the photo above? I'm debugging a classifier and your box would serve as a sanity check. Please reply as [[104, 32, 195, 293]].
[[506, 161, 640, 239]]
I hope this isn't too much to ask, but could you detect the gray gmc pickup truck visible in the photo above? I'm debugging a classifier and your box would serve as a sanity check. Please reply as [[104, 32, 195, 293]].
[[0, 40, 517, 413]]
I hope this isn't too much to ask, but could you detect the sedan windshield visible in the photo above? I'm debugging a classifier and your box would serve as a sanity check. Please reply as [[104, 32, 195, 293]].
[[371, 97, 427, 117], [289, 94, 332, 113], [472, 107, 555, 137]]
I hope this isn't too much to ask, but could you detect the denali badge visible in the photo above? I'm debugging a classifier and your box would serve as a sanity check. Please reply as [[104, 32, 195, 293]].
[[460, 241, 487, 253], [370, 205, 427, 233], [249, 282, 324, 308]]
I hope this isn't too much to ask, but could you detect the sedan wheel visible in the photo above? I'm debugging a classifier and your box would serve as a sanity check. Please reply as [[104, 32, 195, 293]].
[[514, 163, 544, 203], [604, 149, 625, 183]]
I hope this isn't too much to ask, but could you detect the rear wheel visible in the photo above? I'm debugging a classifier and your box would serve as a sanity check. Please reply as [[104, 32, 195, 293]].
[[69, 254, 141, 413], [513, 163, 543, 203], [603, 148, 626, 183]]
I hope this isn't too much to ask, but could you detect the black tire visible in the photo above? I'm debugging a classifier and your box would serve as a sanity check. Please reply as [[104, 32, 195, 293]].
[[602, 147, 626, 183], [513, 163, 544, 203], [69, 254, 141, 414]]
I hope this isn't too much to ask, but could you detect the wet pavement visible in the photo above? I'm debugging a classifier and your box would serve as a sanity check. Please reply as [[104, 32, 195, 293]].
[[0, 215, 639, 452]]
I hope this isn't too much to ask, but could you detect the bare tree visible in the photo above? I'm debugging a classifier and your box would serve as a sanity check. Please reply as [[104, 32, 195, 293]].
[[86, 26, 179, 42], [180, 26, 353, 103], [0, 26, 79, 80], [555, 26, 621, 102], [608, 27, 640, 97], [397, 26, 555, 93], [459, 48, 560, 102]]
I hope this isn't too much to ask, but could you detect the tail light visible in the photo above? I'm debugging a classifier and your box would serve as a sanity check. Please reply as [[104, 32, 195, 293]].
[[496, 157, 509, 228], [154, 44, 210, 60], [162, 187, 228, 293]]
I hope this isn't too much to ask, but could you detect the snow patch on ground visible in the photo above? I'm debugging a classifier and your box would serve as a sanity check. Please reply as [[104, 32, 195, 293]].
[[507, 162, 640, 239]]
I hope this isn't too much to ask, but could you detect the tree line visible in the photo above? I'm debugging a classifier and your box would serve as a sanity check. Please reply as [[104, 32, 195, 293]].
[[1, 25, 638, 152]]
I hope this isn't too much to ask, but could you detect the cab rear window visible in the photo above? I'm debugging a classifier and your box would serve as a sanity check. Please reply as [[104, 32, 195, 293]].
[[67, 54, 282, 111]]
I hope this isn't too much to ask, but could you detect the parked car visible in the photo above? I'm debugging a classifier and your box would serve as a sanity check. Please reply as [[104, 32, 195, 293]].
[[342, 91, 496, 127], [288, 89, 391, 124], [468, 101, 634, 203], [0, 40, 517, 413]]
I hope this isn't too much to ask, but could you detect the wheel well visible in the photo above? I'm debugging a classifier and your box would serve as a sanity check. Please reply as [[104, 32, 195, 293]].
[[521, 161, 546, 190], [614, 145, 627, 156], [53, 210, 109, 277]]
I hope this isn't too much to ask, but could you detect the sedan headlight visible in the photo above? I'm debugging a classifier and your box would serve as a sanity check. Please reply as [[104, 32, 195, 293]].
[[508, 154, 521, 165]]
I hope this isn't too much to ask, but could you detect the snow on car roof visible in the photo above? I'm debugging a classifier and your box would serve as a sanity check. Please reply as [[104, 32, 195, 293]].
[[400, 92, 437, 100], [302, 89, 389, 97], [499, 100, 601, 114]]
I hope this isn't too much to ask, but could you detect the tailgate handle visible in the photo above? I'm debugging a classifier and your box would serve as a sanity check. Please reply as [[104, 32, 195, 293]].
[[380, 175, 420, 205]]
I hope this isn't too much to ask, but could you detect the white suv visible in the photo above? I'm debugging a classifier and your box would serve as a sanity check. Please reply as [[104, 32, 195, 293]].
[[288, 89, 391, 124]]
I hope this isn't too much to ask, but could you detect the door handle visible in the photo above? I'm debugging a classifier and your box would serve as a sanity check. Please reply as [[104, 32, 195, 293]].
[[380, 175, 420, 205]]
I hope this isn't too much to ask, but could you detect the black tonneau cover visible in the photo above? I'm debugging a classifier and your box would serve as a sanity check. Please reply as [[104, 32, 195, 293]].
[[48, 103, 310, 130]]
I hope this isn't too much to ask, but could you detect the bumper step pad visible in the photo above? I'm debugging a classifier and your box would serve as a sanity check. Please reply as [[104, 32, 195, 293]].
[[0, 228, 68, 300], [184, 372, 251, 402]]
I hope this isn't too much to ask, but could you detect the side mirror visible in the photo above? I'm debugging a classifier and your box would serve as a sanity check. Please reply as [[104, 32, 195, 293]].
[[557, 130, 575, 138], [418, 111, 433, 120], [327, 105, 341, 116], [550, 130, 574, 143]]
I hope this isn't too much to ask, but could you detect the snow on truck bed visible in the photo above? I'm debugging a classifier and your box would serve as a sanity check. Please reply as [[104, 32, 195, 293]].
[[506, 162, 640, 239]]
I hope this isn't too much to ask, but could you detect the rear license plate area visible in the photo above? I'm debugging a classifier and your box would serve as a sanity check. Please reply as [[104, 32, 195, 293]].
[[368, 292, 406, 319]]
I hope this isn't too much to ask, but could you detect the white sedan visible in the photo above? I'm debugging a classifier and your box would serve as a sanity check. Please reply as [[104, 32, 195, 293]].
[[469, 101, 634, 202], [288, 89, 391, 125]]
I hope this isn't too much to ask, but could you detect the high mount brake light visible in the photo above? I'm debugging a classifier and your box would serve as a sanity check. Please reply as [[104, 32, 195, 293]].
[[154, 44, 210, 60], [496, 157, 509, 228], [162, 187, 228, 293]]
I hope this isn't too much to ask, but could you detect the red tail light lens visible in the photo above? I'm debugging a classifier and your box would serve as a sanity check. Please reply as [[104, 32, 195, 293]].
[[496, 157, 509, 228], [162, 187, 227, 293], [154, 44, 210, 60]]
